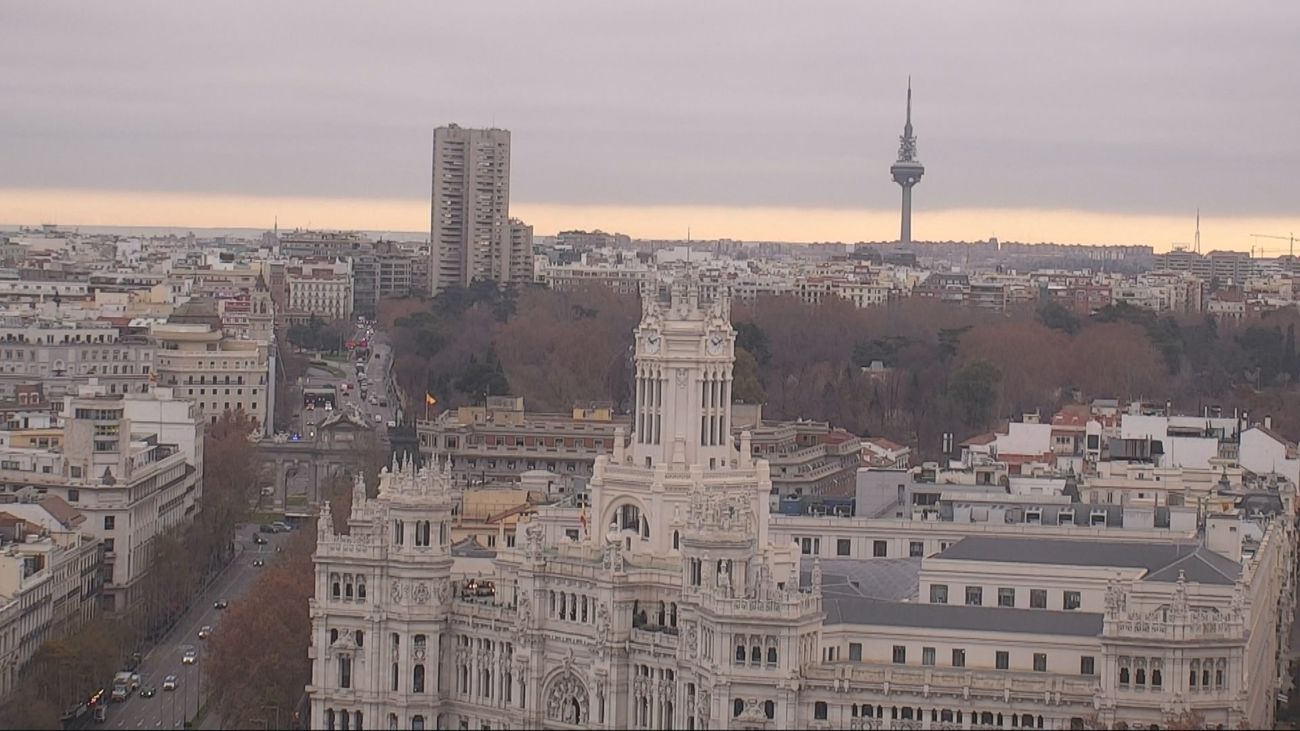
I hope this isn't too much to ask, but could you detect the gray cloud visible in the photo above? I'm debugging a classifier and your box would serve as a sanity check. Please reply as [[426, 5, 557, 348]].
[[1, 1, 1297, 216]]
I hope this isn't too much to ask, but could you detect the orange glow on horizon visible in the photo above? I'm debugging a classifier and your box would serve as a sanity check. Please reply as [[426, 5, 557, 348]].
[[0, 187, 1294, 254]]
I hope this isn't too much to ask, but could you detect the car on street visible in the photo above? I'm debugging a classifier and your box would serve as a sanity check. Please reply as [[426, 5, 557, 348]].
[[254, 534, 267, 544], [252, 559, 264, 567], [139, 687, 155, 698], [213, 600, 229, 609], [182, 650, 197, 665], [271, 520, 292, 532], [198, 625, 212, 639], [162, 676, 177, 691]]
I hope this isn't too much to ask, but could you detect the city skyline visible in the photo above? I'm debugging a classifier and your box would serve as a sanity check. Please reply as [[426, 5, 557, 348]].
[[2, 2, 1298, 250]]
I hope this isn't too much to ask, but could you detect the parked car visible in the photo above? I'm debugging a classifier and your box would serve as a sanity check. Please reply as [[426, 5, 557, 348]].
[[271, 521, 292, 532], [162, 676, 177, 691]]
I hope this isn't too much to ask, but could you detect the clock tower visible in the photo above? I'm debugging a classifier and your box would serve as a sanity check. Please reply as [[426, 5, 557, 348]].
[[630, 275, 736, 471]]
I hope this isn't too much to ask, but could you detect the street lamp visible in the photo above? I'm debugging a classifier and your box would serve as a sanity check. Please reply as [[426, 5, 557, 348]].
[[193, 645, 203, 724]]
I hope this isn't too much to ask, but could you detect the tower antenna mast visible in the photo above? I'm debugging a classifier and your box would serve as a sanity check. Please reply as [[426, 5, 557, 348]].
[[1195, 208, 1201, 255], [890, 78, 925, 247]]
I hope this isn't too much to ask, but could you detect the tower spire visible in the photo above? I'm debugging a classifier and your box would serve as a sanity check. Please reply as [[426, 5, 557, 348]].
[[1195, 208, 1201, 255], [890, 78, 925, 246], [904, 76, 913, 139]]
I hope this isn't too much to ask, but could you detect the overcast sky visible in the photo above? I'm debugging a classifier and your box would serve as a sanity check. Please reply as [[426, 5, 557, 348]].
[[2, 2, 1298, 245]]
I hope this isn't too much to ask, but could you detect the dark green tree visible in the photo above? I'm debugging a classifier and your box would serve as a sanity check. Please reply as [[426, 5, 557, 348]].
[[949, 360, 1002, 428], [734, 322, 771, 365], [732, 347, 766, 404], [1036, 300, 1081, 335]]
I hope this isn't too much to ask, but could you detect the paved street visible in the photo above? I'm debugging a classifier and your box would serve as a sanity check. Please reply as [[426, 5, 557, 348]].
[[97, 526, 292, 730], [296, 324, 397, 440]]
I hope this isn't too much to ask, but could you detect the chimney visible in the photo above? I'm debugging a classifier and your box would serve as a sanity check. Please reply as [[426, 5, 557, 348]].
[[1205, 512, 1243, 562], [1265, 415, 1273, 430]]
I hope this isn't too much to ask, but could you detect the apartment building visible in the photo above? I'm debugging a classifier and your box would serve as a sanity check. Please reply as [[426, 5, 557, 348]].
[[286, 258, 354, 322], [0, 319, 155, 401], [0, 496, 102, 698], [0, 385, 202, 613], [750, 419, 862, 499], [429, 125, 519, 294], [417, 397, 628, 488], [151, 321, 272, 430], [541, 263, 655, 296]]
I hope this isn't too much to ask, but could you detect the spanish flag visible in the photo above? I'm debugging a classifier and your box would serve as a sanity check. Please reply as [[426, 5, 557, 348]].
[[425, 393, 437, 407], [579, 505, 589, 537]]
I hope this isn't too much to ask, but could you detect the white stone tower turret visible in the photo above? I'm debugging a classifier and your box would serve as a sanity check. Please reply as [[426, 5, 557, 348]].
[[630, 275, 735, 471]]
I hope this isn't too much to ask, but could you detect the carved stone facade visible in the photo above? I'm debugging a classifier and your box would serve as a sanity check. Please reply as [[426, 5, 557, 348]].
[[308, 275, 1295, 731]]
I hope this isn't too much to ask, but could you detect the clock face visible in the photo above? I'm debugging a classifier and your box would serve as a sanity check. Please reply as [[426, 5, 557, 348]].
[[644, 333, 661, 354], [707, 333, 725, 355]]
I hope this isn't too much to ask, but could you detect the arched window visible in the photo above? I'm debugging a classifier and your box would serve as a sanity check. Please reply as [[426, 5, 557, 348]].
[[751, 646, 761, 663], [619, 504, 641, 532], [331, 574, 341, 598], [669, 603, 678, 627], [345, 580, 353, 599], [411, 716, 425, 731], [735, 645, 746, 663], [413, 664, 425, 693], [733, 699, 744, 718], [329, 628, 339, 644], [339, 711, 350, 731], [672, 530, 680, 550], [355, 630, 364, 647], [1135, 668, 1146, 686], [1120, 667, 1130, 684], [393, 520, 404, 545], [338, 657, 352, 688], [1152, 669, 1163, 688], [814, 701, 827, 720], [357, 581, 366, 600], [388, 714, 398, 730], [767, 646, 777, 664], [326, 709, 336, 730]]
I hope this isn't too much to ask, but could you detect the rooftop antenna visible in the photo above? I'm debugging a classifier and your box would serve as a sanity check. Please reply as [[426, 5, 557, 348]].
[[1194, 208, 1201, 255]]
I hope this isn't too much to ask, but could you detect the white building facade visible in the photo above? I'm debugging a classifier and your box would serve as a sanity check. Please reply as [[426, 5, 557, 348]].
[[307, 276, 1296, 731]]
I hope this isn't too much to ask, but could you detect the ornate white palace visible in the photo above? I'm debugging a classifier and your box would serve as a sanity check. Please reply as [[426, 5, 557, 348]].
[[308, 274, 1296, 730]]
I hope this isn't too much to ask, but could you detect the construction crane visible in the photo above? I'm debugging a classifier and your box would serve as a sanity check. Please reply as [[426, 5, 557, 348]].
[[1250, 232, 1296, 259]]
